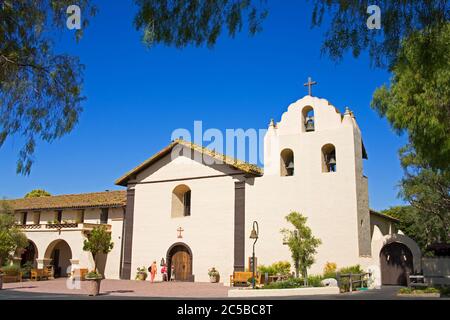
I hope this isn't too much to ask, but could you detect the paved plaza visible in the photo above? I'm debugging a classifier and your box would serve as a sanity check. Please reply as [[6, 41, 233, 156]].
[[0, 279, 448, 300]]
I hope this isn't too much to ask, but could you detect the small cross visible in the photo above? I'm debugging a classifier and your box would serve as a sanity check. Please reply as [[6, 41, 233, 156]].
[[304, 77, 317, 96], [177, 227, 184, 238]]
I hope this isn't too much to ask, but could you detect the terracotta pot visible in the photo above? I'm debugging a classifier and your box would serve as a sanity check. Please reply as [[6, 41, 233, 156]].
[[85, 278, 102, 296], [209, 274, 220, 283]]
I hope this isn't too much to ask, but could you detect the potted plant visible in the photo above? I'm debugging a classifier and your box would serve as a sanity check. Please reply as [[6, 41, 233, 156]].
[[83, 225, 114, 296], [208, 267, 220, 283], [135, 267, 148, 281]]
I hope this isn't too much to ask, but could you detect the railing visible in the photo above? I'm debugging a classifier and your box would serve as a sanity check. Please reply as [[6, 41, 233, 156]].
[[18, 223, 111, 232]]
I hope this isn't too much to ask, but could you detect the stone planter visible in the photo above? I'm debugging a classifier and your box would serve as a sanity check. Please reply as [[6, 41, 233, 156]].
[[85, 277, 102, 296], [210, 274, 220, 283]]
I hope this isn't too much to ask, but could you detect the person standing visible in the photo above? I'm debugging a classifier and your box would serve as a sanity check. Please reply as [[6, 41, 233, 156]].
[[170, 264, 176, 281], [150, 261, 157, 283], [161, 263, 168, 282]]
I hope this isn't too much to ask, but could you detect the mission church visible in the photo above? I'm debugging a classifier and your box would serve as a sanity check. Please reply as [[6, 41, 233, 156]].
[[5, 86, 422, 287]]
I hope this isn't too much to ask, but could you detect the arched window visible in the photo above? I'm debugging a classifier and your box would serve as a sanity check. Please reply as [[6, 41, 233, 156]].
[[322, 144, 337, 172], [302, 106, 315, 132], [172, 185, 191, 218], [280, 149, 294, 176]]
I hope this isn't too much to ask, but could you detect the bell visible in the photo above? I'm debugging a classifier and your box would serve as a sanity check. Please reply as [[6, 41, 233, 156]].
[[305, 117, 315, 132], [328, 156, 336, 165], [249, 229, 258, 240], [286, 161, 294, 169]]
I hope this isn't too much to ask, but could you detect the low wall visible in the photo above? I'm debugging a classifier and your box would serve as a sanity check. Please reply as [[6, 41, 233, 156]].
[[228, 286, 339, 298]]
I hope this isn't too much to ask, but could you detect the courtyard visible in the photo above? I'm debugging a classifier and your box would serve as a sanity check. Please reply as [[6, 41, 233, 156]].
[[0, 279, 448, 300]]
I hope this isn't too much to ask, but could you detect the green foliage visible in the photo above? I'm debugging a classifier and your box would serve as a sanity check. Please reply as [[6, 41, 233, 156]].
[[323, 262, 337, 277], [258, 261, 291, 276], [83, 225, 114, 272], [281, 212, 322, 283], [0, 203, 28, 266], [262, 277, 303, 289], [310, 0, 449, 68], [24, 189, 51, 198], [21, 261, 33, 278], [372, 24, 450, 171], [134, 0, 268, 49], [399, 287, 440, 294], [0, 263, 22, 276], [0, 1, 96, 174], [338, 265, 364, 275]]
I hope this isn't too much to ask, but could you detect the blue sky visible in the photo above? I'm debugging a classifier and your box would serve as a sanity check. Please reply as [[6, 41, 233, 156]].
[[0, 1, 407, 210]]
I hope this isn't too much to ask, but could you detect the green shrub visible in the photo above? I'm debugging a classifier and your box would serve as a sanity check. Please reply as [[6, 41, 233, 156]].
[[0, 264, 22, 276], [258, 261, 291, 276], [263, 278, 303, 289], [305, 275, 324, 287], [338, 264, 364, 275]]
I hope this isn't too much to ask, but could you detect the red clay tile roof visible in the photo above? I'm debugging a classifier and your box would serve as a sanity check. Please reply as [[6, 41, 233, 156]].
[[1, 191, 126, 211], [115, 139, 263, 186]]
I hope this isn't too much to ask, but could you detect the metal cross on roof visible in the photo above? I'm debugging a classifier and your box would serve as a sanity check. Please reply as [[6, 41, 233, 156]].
[[304, 77, 317, 96]]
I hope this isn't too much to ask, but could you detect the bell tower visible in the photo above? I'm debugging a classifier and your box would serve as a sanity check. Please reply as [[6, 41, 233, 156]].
[[251, 93, 372, 272]]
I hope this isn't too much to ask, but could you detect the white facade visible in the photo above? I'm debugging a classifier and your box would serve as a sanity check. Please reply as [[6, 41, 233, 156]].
[[7, 95, 420, 285]]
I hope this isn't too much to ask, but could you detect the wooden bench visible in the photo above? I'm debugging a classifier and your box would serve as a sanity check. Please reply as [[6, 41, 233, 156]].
[[31, 269, 47, 281], [230, 272, 261, 287]]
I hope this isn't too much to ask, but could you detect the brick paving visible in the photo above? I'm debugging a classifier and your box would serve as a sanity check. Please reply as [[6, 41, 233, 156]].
[[1, 278, 230, 299]]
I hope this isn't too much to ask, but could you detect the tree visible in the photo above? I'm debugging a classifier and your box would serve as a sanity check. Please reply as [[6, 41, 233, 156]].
[[371, 24, 450, 171], [83, 225, 114, 274], [281, 212, 321, 286], [310, 0, 449, 68], [133, 0, 268, 48], [382, 205, 447, 254], [0, 203, 28, 267], [24, 189, 51, 198], [0, 0, 96, 174]]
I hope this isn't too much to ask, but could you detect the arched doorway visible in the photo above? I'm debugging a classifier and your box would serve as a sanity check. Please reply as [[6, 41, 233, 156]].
[[20, 240, 38, 268], [166, 243, 193, 282], [380, 242, 413, 285], [45, 240, 72, 278]]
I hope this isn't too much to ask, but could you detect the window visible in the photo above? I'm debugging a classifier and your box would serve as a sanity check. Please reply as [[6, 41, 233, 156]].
[[56, 210, 62, 223], [33, 212, 40, 225], [100, 208, 109, 224], [322, 144, 337, 172], [302, 106, 315, 132], [280, 149, 294, 176], [172, 185, 191, 218], [21, 212, 27, 225]]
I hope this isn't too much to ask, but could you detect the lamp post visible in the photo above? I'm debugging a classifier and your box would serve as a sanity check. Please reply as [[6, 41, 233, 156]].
[[249, 221, 259, 289]]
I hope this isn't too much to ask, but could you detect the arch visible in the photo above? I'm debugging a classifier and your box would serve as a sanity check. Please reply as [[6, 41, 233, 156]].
[[19, 240, 38, 268], [171, 184, 191, 218], [280, 149, 294, 176], [166, 242, 194, 282], [372, 233, 422, 286], [321, 144, 337, 172], [44, 239, 72, 278], [380, 242, 413, 285], [302, 106, 315, 132]]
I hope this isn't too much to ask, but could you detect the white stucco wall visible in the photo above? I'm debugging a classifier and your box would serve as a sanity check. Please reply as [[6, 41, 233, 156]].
[[131, 153, 243, 283]]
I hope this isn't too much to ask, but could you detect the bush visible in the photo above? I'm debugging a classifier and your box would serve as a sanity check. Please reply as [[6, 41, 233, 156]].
[[258, 261, 291, 276], [335, 265, 365, 291], [304, 275, 325, 287], [399, 287, 440, 295], [323, 262, 337, 275], [0, 264, 22, 276], [263, 278, 303, 289]]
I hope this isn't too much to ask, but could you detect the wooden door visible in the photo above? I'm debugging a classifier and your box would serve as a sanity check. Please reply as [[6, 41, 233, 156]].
[[380, 242, 413, 285], [171, 247, 192, 281]]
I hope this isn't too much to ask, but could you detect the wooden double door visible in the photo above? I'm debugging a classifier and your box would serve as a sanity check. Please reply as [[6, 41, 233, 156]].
[[168, 245, 193, 282], [380, 242, 413, 286]]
